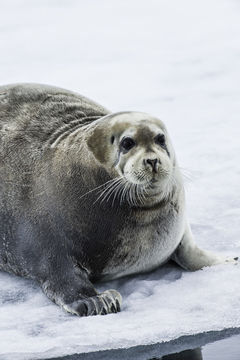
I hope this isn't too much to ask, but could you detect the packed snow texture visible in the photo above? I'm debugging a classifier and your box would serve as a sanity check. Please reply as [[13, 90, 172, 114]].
[[1, 0, 240, 358]]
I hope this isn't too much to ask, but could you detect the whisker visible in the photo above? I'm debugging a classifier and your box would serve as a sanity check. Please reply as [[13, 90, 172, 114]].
[[96, 179, 122, 205], [178, 166, 196, 183], [135, 184, 141, 205], [119, 182, 125, 205], [133, 184, 138, 207], [139, 184, 146, 204], [93, 178, 122, 204], [121, 181, 130, 205], [112, 180, 126, 207], [111, 180, 125, 207], [79, 178, 119, 200], [126, 183, 132, 206], [128, 183, 133, 206]]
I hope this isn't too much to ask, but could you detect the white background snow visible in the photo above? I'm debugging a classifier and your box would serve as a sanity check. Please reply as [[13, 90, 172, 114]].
[[0, 0, 240, 358]]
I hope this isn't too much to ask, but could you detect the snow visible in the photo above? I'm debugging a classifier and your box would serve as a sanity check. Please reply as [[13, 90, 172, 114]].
[[1, 0, 240, 358]]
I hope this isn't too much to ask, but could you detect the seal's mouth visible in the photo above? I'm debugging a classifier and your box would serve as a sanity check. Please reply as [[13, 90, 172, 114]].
[[124, 169, 170, 187], [91, 172, 172, 208], [92, 165, 173, 208], [118, 168, 174, 205]]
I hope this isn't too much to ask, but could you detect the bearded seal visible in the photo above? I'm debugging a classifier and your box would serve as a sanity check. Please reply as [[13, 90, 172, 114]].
[[0, 83, 236, 316]]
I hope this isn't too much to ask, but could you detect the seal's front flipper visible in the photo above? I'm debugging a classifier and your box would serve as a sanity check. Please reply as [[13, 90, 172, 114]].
[[63, 289, 122, 316], [40, 265, 122, 316], [171, 222, 238, 271]]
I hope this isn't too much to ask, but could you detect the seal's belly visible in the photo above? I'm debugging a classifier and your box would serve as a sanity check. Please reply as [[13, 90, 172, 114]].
[[101, 215, 184, 280]]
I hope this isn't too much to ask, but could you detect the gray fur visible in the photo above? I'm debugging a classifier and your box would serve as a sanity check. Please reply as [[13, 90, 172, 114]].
[[0, 83, 235, 317]]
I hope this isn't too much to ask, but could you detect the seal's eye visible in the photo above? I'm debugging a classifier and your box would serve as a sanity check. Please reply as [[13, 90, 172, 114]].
[[120, 137, 136, 152], [155, 134, 165, 147]]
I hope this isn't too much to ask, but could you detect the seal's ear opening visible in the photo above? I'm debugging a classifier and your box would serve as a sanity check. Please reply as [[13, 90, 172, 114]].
[[87, 125, 111, 164]]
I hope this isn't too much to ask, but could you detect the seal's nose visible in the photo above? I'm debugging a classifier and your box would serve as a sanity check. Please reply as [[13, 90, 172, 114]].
[[146, 158, 158, 173]]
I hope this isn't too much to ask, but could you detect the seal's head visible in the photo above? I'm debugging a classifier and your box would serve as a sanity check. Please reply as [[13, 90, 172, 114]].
[[87, 112, 181, 207]]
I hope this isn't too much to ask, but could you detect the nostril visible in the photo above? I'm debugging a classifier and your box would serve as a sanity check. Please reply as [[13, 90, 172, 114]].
[[146, 158, 158, 172]]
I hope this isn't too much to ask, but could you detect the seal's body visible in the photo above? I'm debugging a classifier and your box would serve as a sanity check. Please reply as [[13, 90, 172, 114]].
[[0, 84, 234, 316]]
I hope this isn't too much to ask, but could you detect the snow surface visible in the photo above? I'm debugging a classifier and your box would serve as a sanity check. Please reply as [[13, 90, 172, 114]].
[[1, 0, 240, 359]]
